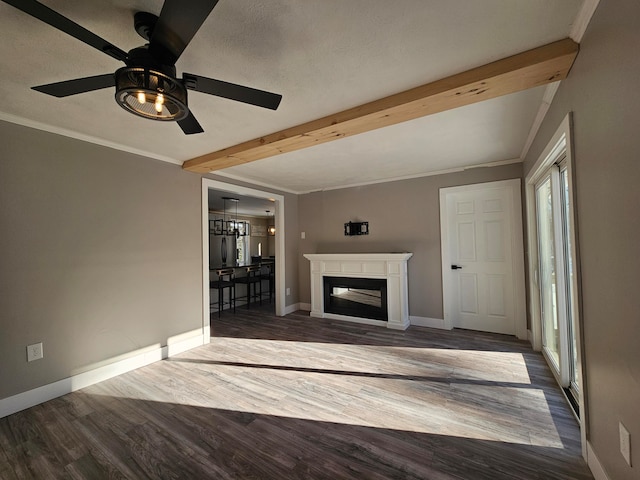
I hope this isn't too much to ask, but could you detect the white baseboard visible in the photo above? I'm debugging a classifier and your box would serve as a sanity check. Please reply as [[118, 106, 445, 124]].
[[587, 441, 611, 480], [410, 316, 449, 329], [283, 303, 298, 315], [0, 330, 206, 419], [283, 302, 311, 315], [167, 330, 207, 356]]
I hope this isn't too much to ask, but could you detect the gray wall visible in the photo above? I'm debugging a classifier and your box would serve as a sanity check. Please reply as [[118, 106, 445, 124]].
[[0, 120, 301, 403], [0, 121, 202, 400], [297, 163, 523, 319], [522, 1, 640, 478], [284, 194, 300, 304]]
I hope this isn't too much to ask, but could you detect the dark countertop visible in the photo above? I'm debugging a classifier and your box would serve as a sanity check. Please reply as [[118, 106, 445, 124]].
[[210, 259, 274, 271]]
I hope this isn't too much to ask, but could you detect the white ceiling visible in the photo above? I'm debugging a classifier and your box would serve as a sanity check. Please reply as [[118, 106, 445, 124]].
[[0, 0, 585, 194], [207, 190, 275, 217]]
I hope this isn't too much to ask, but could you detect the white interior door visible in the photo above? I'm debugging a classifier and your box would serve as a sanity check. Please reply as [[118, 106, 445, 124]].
[[440, 180, 525, 336]]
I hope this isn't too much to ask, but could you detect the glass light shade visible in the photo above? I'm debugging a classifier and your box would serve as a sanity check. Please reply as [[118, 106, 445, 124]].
[[115, 67, 188, 121]]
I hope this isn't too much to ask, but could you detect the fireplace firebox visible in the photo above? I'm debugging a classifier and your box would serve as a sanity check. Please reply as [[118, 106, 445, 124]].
[[323, 276, 388, 321]]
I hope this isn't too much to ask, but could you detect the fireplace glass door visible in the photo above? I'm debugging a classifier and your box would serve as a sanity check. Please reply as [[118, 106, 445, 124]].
[[323, 277, 388, 321]]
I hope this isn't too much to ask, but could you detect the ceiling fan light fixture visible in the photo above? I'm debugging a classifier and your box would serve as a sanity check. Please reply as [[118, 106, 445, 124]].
[[115, 66, 188, 121], [8, 2, 282, 135]]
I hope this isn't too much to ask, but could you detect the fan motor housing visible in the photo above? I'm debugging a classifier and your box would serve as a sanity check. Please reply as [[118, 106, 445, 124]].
[[115, 66, 188, 121], [115, 47, 188, 122]]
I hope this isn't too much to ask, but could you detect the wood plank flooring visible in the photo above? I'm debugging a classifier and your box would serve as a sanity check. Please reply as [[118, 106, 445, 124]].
[[0, 306, 593, 479]]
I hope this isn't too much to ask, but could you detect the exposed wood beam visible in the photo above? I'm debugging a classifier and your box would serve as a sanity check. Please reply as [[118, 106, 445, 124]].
[[183, 38, 579, 174]]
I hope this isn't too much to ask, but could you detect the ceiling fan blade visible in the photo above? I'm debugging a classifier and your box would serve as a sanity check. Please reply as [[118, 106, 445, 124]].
[[32, 74, 115, 98], [178, 110, 204, 135], [182, 73, 282, 110], [1, 0, 128, 62], [149, 0, 219, 65]]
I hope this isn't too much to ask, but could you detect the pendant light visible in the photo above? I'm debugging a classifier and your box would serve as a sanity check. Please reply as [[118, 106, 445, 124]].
[[213, 197, 247, 237], [213, 197, 232, 236], [232, 199, 240, 238], [267, 210, 276, 236]]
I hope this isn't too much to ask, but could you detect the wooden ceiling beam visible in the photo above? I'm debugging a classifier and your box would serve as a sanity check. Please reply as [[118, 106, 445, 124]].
[[183, 38, 579, 173]]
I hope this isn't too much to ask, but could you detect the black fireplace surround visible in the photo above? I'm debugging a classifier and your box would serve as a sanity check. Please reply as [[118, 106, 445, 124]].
[[323, 276, 388, 321]]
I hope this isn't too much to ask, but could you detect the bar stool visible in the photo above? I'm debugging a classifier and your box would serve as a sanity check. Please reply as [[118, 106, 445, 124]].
[[235, 265, 262, 307], [210, 268, 235, 317], [259, 262, 275, 303]]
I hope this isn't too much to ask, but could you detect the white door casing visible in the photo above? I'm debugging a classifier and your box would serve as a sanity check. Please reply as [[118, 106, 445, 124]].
[[440, 179, 526, 338]]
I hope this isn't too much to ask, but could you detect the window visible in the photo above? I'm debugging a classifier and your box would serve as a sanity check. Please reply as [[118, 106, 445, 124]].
[[235, 222, 249, 264], [526, 114, 582, 418]]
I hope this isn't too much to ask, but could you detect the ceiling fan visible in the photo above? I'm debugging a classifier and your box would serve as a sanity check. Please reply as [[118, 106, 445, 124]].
[[2, 0, 282, 134]]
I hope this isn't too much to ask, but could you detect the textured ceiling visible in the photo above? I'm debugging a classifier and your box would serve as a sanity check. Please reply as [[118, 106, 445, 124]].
[[0, 0, 584, 193], [207, 189, 275, 217]]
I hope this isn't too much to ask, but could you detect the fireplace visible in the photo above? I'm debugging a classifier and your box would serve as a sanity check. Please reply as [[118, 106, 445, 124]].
[[304, 253, 413, 330], [323, 276, 388, 321]]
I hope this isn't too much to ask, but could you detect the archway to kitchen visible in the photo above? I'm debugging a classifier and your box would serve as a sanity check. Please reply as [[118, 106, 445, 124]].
[[201, 178, 286, 337]]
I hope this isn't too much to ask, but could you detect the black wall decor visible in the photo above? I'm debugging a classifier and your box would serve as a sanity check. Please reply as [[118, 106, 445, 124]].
[[344, 221, 369, 236]]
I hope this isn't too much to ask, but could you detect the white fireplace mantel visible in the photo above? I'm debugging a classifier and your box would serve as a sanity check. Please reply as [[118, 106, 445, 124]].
[[303, 253, 413, 330]]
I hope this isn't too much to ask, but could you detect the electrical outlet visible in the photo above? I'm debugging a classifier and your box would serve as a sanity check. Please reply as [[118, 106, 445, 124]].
[[620, 422, 632, 466], [27, 342, 43, 362], [301, 232, 306, 239], [286, 287, 291, 296]]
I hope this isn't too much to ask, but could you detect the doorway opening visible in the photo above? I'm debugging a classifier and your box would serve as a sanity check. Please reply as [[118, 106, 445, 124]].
[[201, 179, 286, 337]]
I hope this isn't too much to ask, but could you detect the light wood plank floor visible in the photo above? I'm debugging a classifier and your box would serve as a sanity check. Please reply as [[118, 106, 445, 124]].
[[0, 306, 593, 479]]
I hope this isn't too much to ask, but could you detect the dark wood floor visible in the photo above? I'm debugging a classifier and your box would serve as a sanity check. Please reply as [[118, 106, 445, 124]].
[[0, 306, 593, 479]]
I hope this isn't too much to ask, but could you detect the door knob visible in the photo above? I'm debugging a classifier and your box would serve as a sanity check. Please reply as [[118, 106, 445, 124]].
[[451, 265, 463, 270]]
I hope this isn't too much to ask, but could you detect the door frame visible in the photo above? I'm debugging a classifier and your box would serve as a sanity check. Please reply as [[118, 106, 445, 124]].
[[524, 112, 586, 458], [440, 178, 527, 339], [201, 178, 286, 340]]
